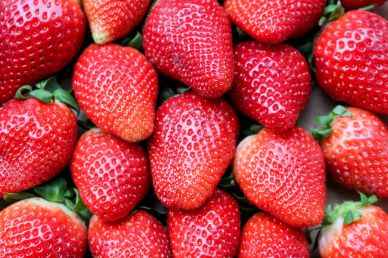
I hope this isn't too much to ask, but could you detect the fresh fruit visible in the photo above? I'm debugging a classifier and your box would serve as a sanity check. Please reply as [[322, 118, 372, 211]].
[[143, 0, 234, 98], [0, 0, 86, 103], [319, 194, 388, 257], [224, 0, 325, 44], [0, 198, 87, 257], [148, 92, 238, 210], [314, 10, 388, 114], [71, 129, 150, 221], [168, 189, 240, 257], [83, 0, 150, 44], [73, 44, 158, 142], [238, 213, 309, 258], [231, 41, 311, 132], [313, 106, 388, 198], [341, 0, 386, 9], [89, 210, 171, 257], [234, 127, 326, 228]]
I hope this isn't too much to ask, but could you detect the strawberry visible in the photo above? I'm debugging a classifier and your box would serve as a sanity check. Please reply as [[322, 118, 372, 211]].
[[224, 0, 325, 44], [341, 0, 386, 9], [0, 198, 87, 257], [88, 210, 171, 257], [168, 189, 240, 258], [143, 0, 234, 98], [83, 0, 150, 44], [73, 44, 158, 142], [234, 127, 326, 228], [313, 106, 388, 198], [0, 0, 86, 103], [319, 194, 388, 257], [148, 92, 239, 210], [314, 10, 388, 114], [231, 41, 311, 132]]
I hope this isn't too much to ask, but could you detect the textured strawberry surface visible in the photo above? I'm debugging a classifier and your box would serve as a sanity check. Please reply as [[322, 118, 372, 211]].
[[341, 0, 386, 9]]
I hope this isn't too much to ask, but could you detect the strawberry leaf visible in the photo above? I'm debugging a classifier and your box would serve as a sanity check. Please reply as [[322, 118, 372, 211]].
[[33, 178, 67, 203], [3, 192, 36, 202]]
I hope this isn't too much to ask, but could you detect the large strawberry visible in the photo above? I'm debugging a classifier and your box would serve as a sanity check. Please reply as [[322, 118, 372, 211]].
[[313, 106, 388, 198], [314, 10, 388, 114], [231, 41, 311, 132], [341, 0, 386, 9], [148, 92, 238, 210], [0, 198, 87, 257], [73, 44, 158, 142], [224, 0, 325, 44], [143, 0, 234, 98], [83, 0, 150, 44], [0, 0, 86, 103], [88, 210, 171, 257], [168, 189, 240, 257], [234, 127, 326, 228]]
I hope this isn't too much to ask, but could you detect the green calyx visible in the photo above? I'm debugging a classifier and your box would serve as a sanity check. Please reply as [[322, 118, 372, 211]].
[[241, 123, 263, 137], [120, 31, 143, 50]]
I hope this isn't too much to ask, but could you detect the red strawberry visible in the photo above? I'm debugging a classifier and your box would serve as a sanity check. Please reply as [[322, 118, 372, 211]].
[[89, 210, 171, 257], [314, 10, 388, 114], [143, 0, 234, 98], [73, 44, 158, 142], [148, 92, 238, 210], [238, 213, 309, 258], [71, 129, 150, 221], [224, 0, 325, 44], [0, 198, 87, 257], [234, 127, 326, 228], [83, 0, 150, 44], [313, 106, 388, 198], [168, 189, 240, 258], [341, 0, 386, 9], [0, 0, 86, 103], [231, 41, 311, 132]]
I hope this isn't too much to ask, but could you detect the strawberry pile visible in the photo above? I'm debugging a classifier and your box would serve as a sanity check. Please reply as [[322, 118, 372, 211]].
[[0, 0, 387, 257]]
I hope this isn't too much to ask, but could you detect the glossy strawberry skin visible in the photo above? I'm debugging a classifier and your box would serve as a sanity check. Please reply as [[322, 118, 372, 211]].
[[341, 0, 386, 9], [315, 11, 388, 114], [148, 92, 239, 210], [321, 107, 388, 198], [71, 129, 150, 222], [83, 0, 150, 44], [234, 127, 326, 228], [0, 0, 86, 104], [0, 198, 87, 258], [168, 189, 240, 258], [73, 44, 158, 142], [0, 98, 77, 195], [88, 210, 171, 258], [231, 41, 311, 132], [224, 0, 325, 44], [143, 0, 234, 98]]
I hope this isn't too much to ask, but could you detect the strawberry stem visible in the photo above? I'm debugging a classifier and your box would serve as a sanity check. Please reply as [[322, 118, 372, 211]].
[[319, 1, 345, 26]]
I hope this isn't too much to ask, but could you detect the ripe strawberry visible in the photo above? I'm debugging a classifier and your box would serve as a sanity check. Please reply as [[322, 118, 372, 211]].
[[71, 129, 150, 222], [313, 106, 388, 198], [73, 44, 158, 142], [341, 0, 385, 9], [143, 0, 234, 98], [231, 41, 311, 132], [168, 189, 240, 258], [314, 10, 388, 114], [0, 198, 87, 257], [0, 0, 86, 103], [234, 127, 326, 228], [83, 0, 150, 44], [148, 92, 238, 210], [224, 0, 325, 44], [89, 210, 171, 257]]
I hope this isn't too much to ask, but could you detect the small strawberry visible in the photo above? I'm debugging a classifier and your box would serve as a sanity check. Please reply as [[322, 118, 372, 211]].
[[231, 41, 311, 132], [313, 106, 388, 198], [224, 0, 325, 44], [341, 0, 386, 9], [314, 10, 388, 114], [0, 198, 87, 257], [168, 189, 240, 258], [73, 44, 158, 142], [143, 0, 234, 98], [83, 0, 150, 44], [88, 210, 171, 257], [148, 92, 239, 210], [234, 127, 326, 228]]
